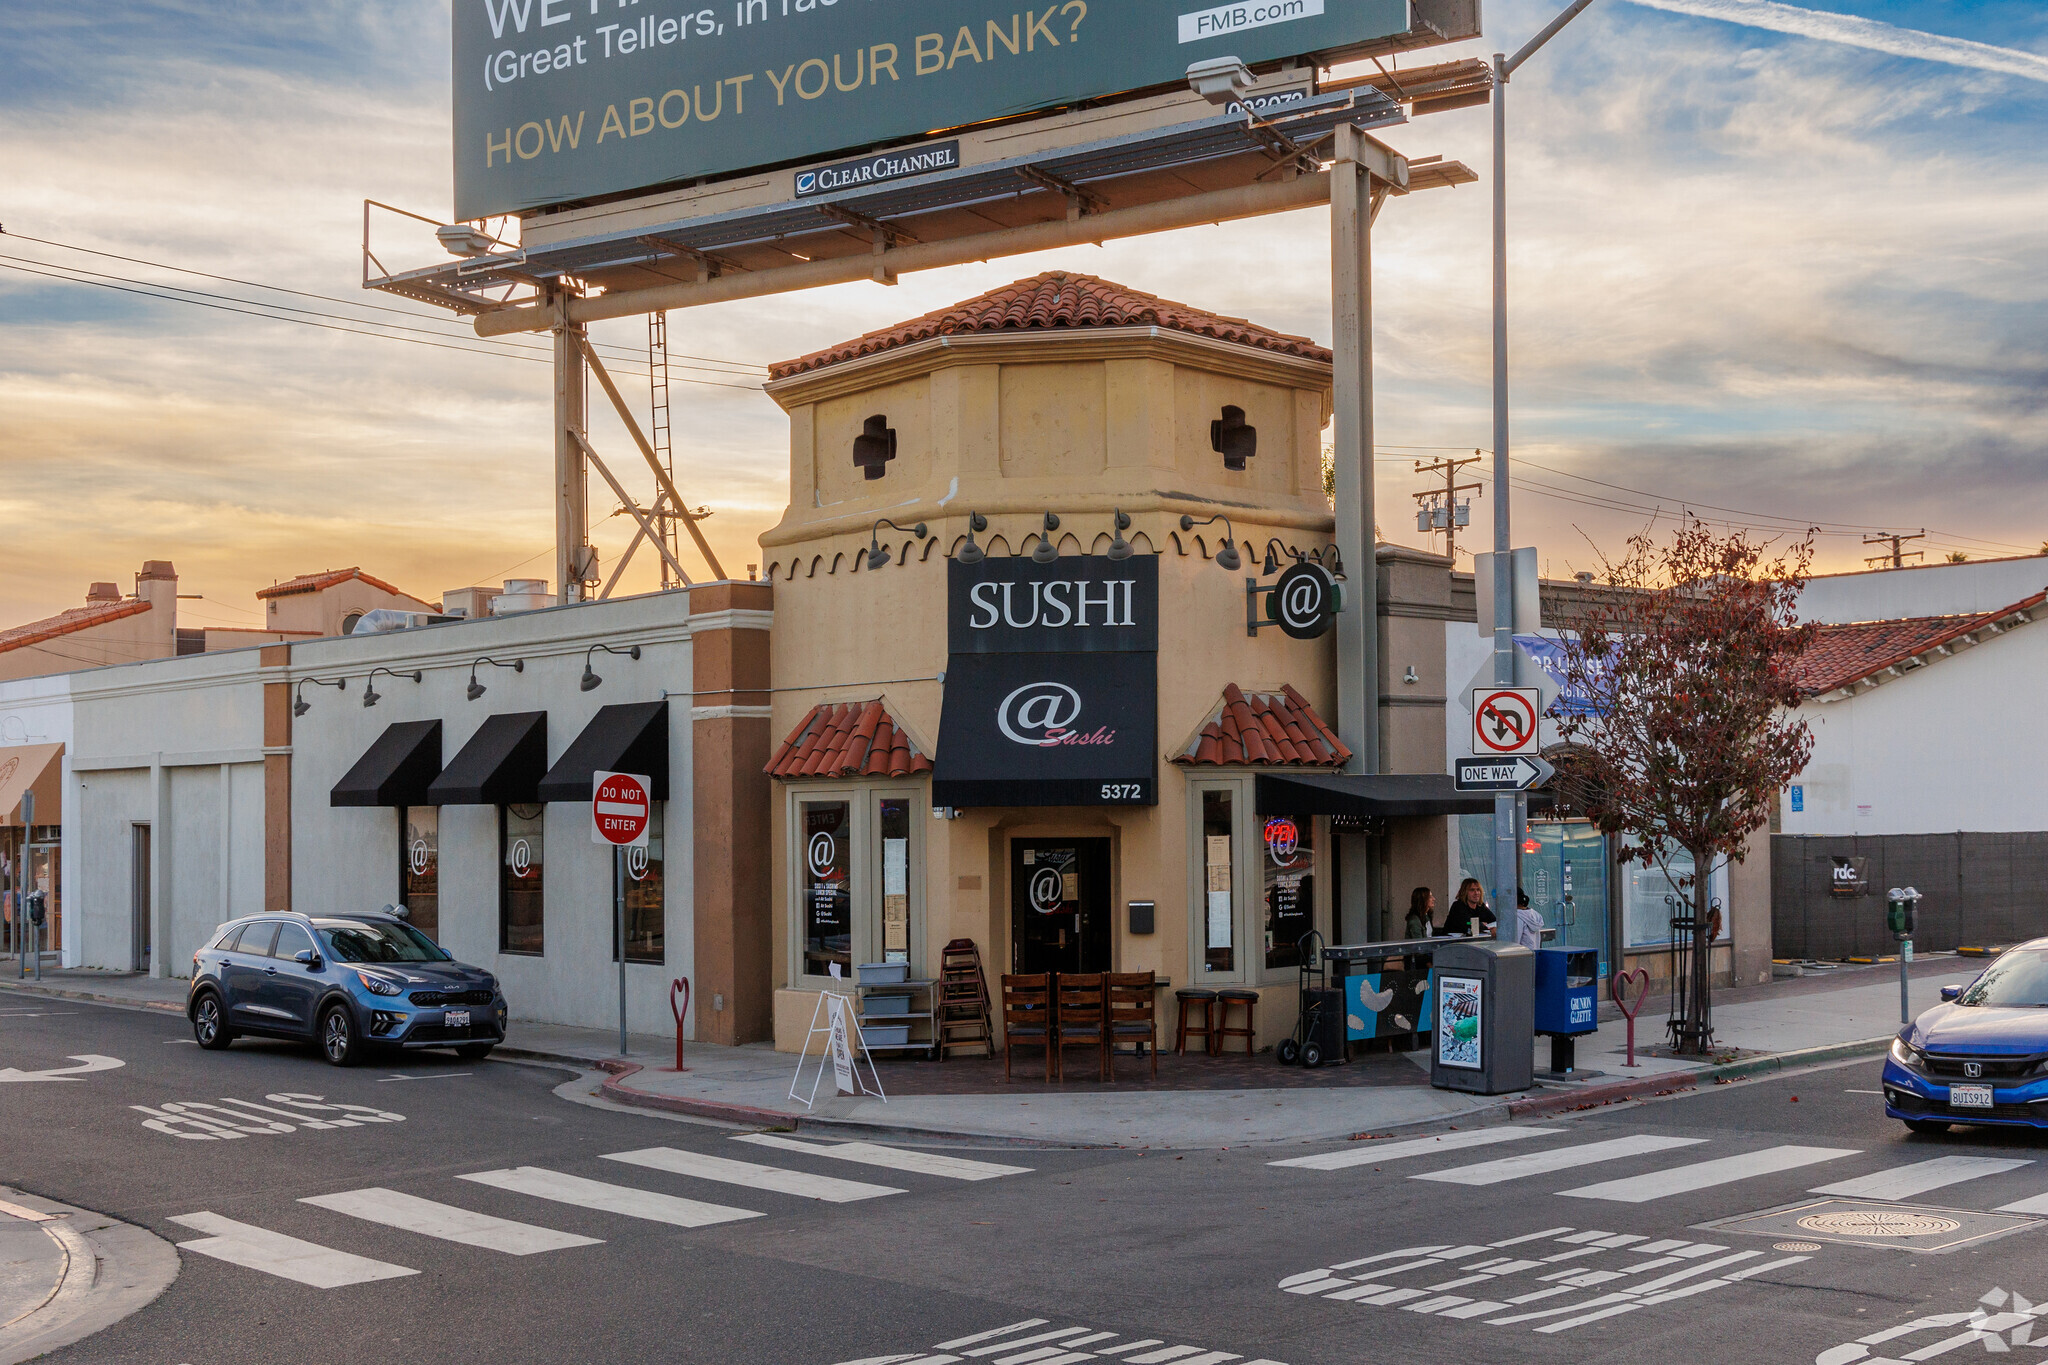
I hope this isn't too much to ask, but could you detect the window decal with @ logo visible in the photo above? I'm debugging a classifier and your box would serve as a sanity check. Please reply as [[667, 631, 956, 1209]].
[[1029, 865, 1065, 914], [510, 838, 533, 878], [409, 839, 433, 877], [997, 681, 1083, 747], [807, 830, 838, 879], [627, 845, 651, 881]]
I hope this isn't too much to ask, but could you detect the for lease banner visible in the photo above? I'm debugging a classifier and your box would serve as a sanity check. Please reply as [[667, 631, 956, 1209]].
[[453, 0, 1411, 220]]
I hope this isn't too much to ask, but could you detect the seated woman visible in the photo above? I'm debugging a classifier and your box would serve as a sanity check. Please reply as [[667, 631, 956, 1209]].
[[1442, 878, 1498, 938], [1404, 886, 1437, 940]]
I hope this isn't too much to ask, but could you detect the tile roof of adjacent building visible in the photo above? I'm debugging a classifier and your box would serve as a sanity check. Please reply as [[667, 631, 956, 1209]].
[[1796, 590, 2046, 697], [256, 567, 422, 601], [769, 271, 1335, 380], [766, 700, 932, 780], [0, 599, 154, 656], [1175, 684, 1353, 767]]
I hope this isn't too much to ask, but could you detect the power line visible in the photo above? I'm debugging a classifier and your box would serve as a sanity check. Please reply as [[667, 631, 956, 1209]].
[[0, 228, 770, 375]]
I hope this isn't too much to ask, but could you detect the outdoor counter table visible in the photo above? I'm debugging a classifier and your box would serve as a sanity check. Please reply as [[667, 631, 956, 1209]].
[[1323, 938, 1441, 1058]]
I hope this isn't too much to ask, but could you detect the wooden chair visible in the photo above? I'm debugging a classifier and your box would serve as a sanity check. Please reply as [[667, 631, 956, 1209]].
[[1052, 972, 1109, 1082], [1106, 972, 1159, 1080], [1001, 973, 1053, 1082]]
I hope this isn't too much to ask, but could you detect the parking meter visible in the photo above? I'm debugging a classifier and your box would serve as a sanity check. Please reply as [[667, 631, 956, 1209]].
[[1887, 886, 1922, 1024], [25, 890, 45, 926]]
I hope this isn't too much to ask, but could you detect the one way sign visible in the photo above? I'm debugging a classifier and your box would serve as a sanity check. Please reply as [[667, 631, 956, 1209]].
[[1454, 755, 1555, 793]]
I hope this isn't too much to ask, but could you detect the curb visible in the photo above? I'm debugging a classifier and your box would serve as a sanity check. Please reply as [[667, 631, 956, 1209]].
[[0, 979, 184, 1014], [0, 1189, 180, 1365], [1503, 1036, 1891, 1119]]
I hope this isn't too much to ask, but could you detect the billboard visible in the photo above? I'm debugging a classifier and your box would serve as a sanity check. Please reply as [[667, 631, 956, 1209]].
[[453, 0, 1413, 221]]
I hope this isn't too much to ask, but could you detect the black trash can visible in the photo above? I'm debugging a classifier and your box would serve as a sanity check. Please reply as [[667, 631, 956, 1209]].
[[1430, 939, 1536, 1095]]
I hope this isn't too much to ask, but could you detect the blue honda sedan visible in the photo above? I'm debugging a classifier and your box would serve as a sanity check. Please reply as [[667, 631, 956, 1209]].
[[187, 911, 507, 1066], [1883, 941, 2048, 1133]]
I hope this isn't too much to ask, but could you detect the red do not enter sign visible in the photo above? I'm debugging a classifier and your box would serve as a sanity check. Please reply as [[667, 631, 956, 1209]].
[[591, 770, 652, 848]]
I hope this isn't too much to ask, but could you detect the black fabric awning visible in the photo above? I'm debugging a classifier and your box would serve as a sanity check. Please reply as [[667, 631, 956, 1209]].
[[330, 720, 443, 808], [1255, 771, 1554, 819], [537, 701, 669, 804], [427, 712, 548, 806]]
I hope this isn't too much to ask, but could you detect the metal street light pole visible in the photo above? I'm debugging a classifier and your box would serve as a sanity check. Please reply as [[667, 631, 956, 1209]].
[[1491, 0, 1597, 924]]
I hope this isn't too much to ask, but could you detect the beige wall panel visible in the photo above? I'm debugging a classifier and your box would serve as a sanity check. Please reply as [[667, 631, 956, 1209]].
[[1000, 362, 1106, 479]]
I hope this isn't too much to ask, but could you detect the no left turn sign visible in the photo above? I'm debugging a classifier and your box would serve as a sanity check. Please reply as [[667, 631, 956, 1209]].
[[591, 770, 652, 848], [1472, 688, 1541, 755]]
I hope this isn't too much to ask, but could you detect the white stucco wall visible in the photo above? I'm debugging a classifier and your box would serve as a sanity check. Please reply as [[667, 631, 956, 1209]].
[[1785, 618, 2047, 837], [287, 593, 696, 1039], [1799, 557, 2048, 625]]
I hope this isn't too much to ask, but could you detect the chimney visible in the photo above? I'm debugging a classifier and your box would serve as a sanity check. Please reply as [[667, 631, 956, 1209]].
[[86, 581, 121, 605], [135, 560, 179, 618]]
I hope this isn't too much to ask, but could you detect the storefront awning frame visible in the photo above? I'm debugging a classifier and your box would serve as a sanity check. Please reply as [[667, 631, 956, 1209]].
[[537, 701, 669, 804], [1255, 771, 1554, 820], [0, 742, 64, 826], [330, 721, 443, 809], [426, 712, 548, 806]]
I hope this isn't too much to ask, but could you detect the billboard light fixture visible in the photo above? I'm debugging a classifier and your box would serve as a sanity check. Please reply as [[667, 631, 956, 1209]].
[[1187, 56, 1254, 106]]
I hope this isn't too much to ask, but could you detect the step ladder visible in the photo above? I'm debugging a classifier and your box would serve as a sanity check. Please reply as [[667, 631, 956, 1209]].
[[936, 938, 994, 1059]]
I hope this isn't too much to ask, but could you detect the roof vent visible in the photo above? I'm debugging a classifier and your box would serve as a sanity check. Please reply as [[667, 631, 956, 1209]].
[[85, 582, 121, 605]]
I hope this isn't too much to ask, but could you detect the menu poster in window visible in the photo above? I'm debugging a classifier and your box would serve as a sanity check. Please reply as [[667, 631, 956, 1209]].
[[1436, 974, 1484, 1070], [804, 805, 850, 940]]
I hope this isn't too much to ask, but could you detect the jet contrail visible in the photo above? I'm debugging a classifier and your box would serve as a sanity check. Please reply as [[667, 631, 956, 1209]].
[[1620, 0, 2048, 84]]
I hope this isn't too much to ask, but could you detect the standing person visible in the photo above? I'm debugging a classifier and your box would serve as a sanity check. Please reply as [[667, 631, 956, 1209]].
[[1443, 878, 1497, 937], [1404, 887, 1437, 939], [1514, 887, 1545, 951]]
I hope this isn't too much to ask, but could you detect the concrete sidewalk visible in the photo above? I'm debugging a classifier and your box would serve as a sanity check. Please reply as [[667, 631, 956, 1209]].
[[0, 1188, 179, 1365], [0, 958, 1964, 1150]]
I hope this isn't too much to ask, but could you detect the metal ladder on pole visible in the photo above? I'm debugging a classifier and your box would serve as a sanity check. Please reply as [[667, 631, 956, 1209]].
[[648, 311, 680, 590]]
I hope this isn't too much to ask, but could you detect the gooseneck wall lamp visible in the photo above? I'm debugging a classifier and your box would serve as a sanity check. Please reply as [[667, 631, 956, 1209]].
[[466, 657, 524, 702], [1180, 513, 1242, 572], [865, 519, 928, 571], [956, 512, 989, 565], [581, 644, 641, 692], [292, 676, 347, 717], [362, 668, 423, 709], [1107, 509, 1135, 562], [1260, 539, 1305, 576], [1031, 512, 1062, 565]]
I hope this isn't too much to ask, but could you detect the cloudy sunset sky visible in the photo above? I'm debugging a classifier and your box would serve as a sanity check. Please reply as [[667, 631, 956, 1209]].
[[2, 0, 2043, 633]]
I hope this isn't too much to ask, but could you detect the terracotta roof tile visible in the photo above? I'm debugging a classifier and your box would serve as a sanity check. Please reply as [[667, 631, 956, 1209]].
[[1175, 684, 1352, 768], [770, 271, 1333, 380], [0, 599, 153, 655], [1796, 590, 2046, 696], [257, 567, 424, 602], [766, 700, 933, 780]]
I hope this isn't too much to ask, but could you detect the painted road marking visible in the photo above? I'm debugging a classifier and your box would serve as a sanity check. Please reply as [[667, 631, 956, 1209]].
[[602, 1146, 903, 1202], [458, 1167, 761, 1228], [1559, 1145, 1860, 1203], [299, 1187, 602, 1254], [1994, 1188, 2048, 1214], [1269, 1127, 1562, 1171], [846, 1321, 1286, 1365], [1812, 1156, 2034, 1201], [1414, 1135, 1707, 1186], [169, 1213, 417, 1288], [732, 1133, 1032, 1181]]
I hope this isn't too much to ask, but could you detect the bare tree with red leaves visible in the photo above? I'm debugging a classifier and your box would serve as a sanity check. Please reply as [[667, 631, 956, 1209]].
[[1550, 517, 1818, 1055]]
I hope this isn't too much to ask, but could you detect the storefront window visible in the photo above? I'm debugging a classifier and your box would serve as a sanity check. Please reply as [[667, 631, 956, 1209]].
[[499, 805, 544, 956], [1203, 790, 1234, 974], [802, 800, 851, 978], [622, 803, 665, 964], [1521, 822, 1609, 975], [1623, 847, 1730, 949], [1262, 814, 1315, 969], [401, 807, 439, 940], [879, 799, 910, 965]]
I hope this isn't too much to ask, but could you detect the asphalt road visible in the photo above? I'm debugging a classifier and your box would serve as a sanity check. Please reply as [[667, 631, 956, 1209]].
[[8, 995, 2048, 1365]]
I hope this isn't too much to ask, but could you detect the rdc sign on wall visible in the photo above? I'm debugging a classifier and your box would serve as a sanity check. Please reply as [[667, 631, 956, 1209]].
[[934, 557, 1157, 807]]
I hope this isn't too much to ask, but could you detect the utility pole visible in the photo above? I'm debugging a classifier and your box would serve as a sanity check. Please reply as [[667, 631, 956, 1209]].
[[1413, 452, 1483, 563], [1492, 0, 1596, 919], [1863, 530, 1925, 570], [648, 311, 682, 591]]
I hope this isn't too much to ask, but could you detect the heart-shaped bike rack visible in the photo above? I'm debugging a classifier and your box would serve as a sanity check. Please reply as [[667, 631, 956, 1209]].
[[1610, 967, 1650, 1068], [668, 977, 691, 1072]]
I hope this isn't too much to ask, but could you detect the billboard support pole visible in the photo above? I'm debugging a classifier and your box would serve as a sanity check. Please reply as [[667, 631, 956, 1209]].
[[552, 287, 591, 604], [1331, 123, 1383, 781]]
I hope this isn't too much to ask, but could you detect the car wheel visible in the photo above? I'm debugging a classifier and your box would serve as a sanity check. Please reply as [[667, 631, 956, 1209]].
[[1276, 1038, 1300, 1066], [1905, 1119, 1951, 1135], [455, 1044, 495, 1061], [320, 1005, 361, 1067], [192, 993, 235, 1050]]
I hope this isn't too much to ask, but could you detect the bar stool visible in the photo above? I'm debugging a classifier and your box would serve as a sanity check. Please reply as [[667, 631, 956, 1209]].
[[1213, 988, 1259, 1056], [1174, 988, 1218, 1055]]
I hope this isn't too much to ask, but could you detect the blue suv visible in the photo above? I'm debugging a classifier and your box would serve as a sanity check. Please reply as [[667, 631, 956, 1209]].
[[187, 911, 507, 1066]]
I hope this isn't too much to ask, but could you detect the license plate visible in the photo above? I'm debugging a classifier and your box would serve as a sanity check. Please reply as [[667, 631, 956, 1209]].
[[445, 1009, 470, 1028], [1951, 1083, 1993, 1109]]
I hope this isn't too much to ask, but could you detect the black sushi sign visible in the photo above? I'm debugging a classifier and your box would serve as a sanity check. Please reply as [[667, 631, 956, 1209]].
[[933, 557, 1157, 808]]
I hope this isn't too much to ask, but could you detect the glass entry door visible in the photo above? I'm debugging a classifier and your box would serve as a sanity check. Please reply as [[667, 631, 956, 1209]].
[[1010, 839, 1111, 976], [1523, 821, 1610, 976]]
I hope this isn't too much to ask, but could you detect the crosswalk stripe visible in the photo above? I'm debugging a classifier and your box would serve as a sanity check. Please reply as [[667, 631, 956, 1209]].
[[1559, 1146, 1860, 1203], [299, 1187, 601, 1255], [169, 1212, 417, 1288], [732, 1133, 1032, 1181], [1811, 1156, 2034, 1201], [1996, 1189, 2048, 1214], [960, 1328, 1092, 1358], [1269, 1127, 1562, 1170], [1413, 1135, 1707, 1186], [936, 1322, 1050, 1350], [458, 1166, 761, 1228], [603, 1146, 904, 1202]]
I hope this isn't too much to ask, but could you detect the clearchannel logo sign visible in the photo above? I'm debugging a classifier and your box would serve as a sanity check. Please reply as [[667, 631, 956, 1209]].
[[794, 141, 962, 199], [996, 682, 1118, 749]]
